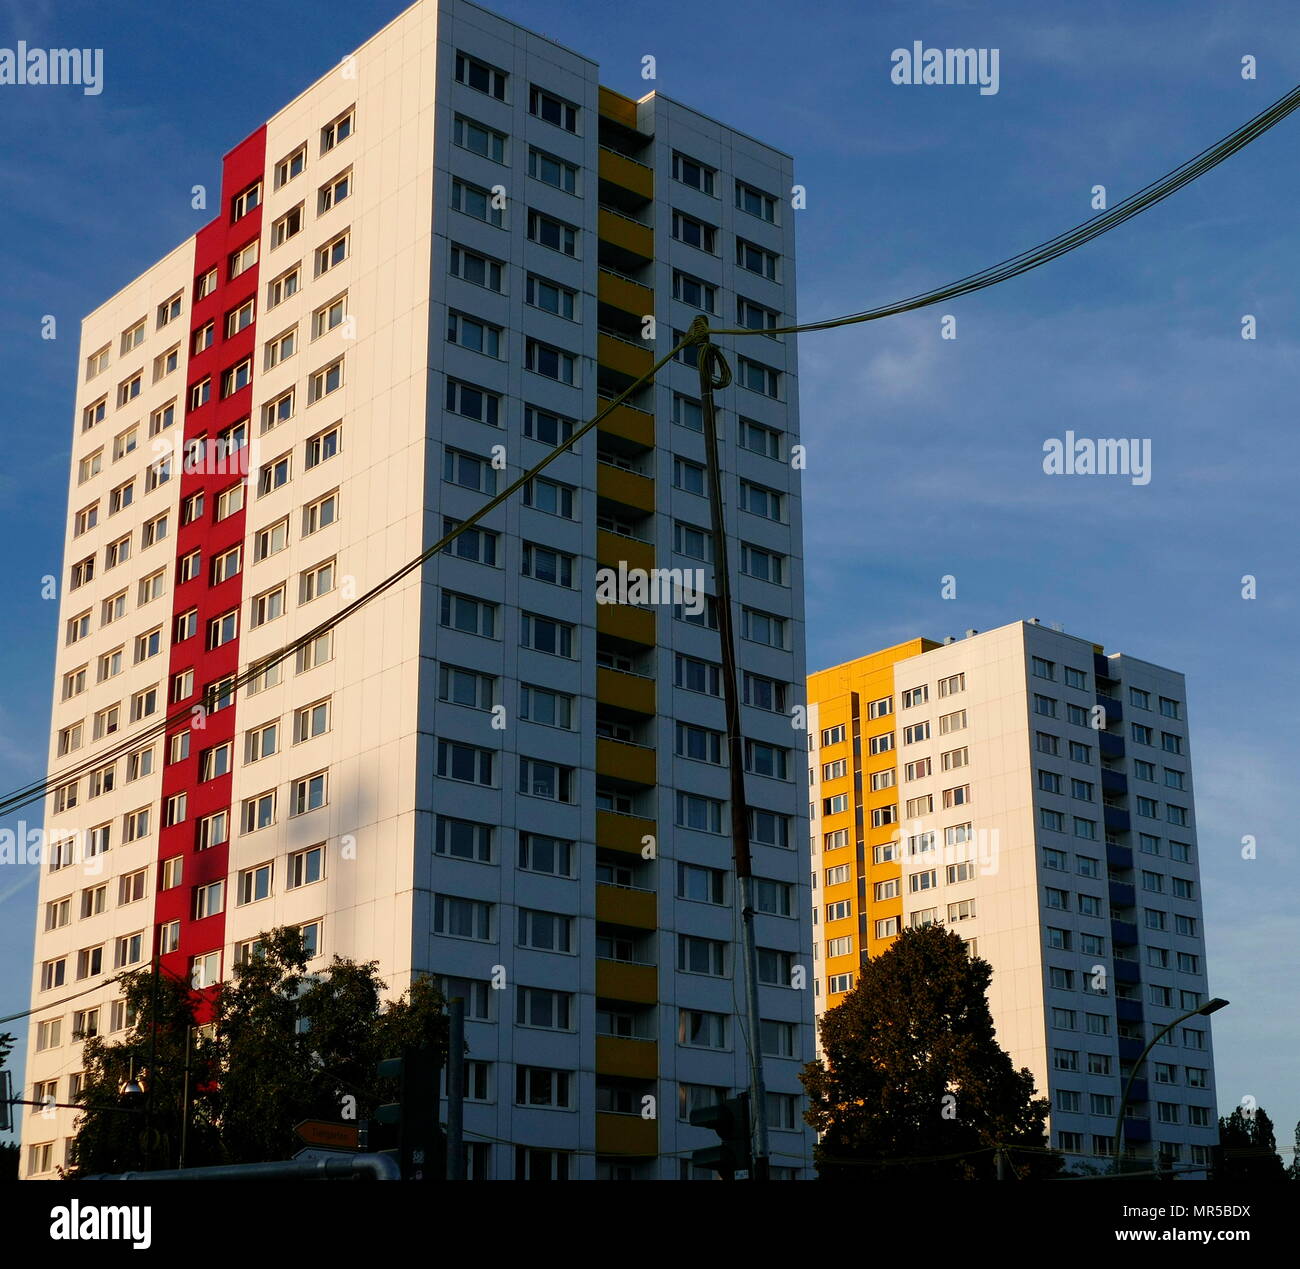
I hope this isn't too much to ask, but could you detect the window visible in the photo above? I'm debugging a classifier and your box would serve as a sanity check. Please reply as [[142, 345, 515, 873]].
[[241, 791, 276, 833], [742, 607, 785, 648], [318, 169, 352, 213], [739, 479, 783, 521], [190, 952, 220, 989], [529, 84, 577, 131], [267, 264, 301, 311], [518, 907, 572, 952], [735, 177, 778, 221], [321, 106, 354, 153], [735, 237, 779, 280], [436, 738, 495, 787], [308, 358, 344, 403], [523, 144, 581, 195], [516, 608, 576, 659], [672, 210, 716, 253], [229, 240, 258, 278], [675, 789, 725, 834], [287, 845, 324, 889], [449, 244, 505, 294], [440, 590, 496, 640], [518, 757, 574, 803], [429, 815, 494, 865], [291, 772, 328, 815], [316, 229, 350, 274], [82, 396, 108, 431], [265, 326, 296, 369], [525, 336, 578, 384], [300, 557, 336, 603], [455, 51, 506, 99], [451, 179, 503, 228], [447, 310, 502, 358]]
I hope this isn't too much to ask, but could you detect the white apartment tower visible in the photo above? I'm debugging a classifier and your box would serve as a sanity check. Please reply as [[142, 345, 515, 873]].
[[808, 621, 1218, 1175], [22, 0, 814, 1180]]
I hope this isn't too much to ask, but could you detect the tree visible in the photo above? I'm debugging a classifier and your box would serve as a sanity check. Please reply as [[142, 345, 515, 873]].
[[69, 926, 450, 1173], [70, 966, 221, 1175], [801, 924, 1059, 1179], [1213, 1105, 1288, 1182]]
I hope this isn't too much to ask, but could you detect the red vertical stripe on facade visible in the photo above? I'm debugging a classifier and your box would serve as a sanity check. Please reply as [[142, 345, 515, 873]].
[[152, 127, 267, 1014]]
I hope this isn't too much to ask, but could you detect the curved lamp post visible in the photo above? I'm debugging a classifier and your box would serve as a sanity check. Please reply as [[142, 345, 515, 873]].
[[1111, 996, 1228, 1176]]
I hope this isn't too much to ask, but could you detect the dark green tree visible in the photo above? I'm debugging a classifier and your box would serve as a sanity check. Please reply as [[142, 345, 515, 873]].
[[1213, 1105, 1288, 1182], [212, 927, 448, 1165], [68, 928, 449, 1172], [801, 924, 1059, 1179], [69, 967, 221, 1175]]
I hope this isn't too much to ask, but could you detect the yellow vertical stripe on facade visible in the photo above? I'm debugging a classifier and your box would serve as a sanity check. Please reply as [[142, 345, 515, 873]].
[[809, 640, 940, 1005]]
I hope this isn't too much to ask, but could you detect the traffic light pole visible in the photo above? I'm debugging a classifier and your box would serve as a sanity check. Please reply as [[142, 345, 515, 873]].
[[694, 320, 770, 1181]]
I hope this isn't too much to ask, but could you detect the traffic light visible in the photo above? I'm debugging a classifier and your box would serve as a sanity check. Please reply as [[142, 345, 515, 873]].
[[374, 1046, 444, 1180], [689, 1091, 751, 1179]]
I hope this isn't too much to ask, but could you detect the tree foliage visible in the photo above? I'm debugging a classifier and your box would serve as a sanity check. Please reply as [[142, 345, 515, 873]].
[[801, 924, 1059, 1179], [1213, 1105, 1289, 1182], [68, 928, 447, 1175]]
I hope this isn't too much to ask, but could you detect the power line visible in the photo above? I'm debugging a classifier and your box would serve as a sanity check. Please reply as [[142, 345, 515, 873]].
[[707, 81, 1300, 338], [3, 81, 1297, 821]]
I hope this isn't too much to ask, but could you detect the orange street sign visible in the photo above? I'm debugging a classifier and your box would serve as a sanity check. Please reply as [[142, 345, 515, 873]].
[[294, 1119, 359, 1149]]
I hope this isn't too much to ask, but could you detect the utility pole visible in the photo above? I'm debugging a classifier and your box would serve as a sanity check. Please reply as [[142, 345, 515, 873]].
[[178, 1026, 193, 1169], [692, 317, 770, 1181], [446, 997, 465, 1180]]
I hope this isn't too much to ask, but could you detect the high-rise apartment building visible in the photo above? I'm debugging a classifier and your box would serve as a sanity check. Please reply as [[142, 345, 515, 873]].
[[807, 620, 1218, 1174], [23, 0, 814, 1180]]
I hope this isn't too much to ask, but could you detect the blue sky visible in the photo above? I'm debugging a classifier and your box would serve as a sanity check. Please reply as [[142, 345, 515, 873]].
[[2, 0, 1297, 1160]]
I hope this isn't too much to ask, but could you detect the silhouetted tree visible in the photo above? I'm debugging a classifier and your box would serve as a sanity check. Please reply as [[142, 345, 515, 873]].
[[1213, 1105, 1288, 1181], [802, 924, 1059, 1179], [69, 928, 448, 1173]]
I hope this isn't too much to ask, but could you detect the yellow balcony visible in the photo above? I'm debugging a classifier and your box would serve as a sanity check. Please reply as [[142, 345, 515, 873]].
[[596, 958, 657, 1004], [596, 1034, 659, 1080], [597, 737, 656, 787], [597, 665, 655, 715], [596, 599, 655, 646], [596, 401, 655, 449], [598, 332, 654, 381], [599, 148, 654, 202], [596, 1112, 658, 1157], [596, 881, 657, 929], [598, 268, 654, 318], [599, 86, 639, 129], [597, 528, 654, 575], [597, 462, 655, 515], [598, 207, 653, 264], [596, 809, 656, 855]]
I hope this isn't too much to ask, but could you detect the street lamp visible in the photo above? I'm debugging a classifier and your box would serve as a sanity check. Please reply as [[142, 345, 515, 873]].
[[1111, 997, 1228, 1176]]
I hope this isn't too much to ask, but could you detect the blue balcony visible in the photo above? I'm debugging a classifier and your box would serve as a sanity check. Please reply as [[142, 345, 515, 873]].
[[1093, 653, 1115, 682], [1118, 1035, 1145, 1061], [1109, 880, 1136, 909], [1116, 997, 1144, 1023], [1099, 732, 1125, 759], [1127, 1077, 1149, 1102], [1113, 959, 1141, 986], [1111, 920, 1139, 948], [1107, 843, 1134, 870], [1097, 694, 1123, 725], [1104, 805, 1131, 833], [1102, 769, 1129, 796], [1123, 1116, 1152, 1143]]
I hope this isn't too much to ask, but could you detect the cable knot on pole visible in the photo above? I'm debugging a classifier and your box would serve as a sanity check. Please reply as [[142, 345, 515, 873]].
[[686, 314, 732, 391]]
